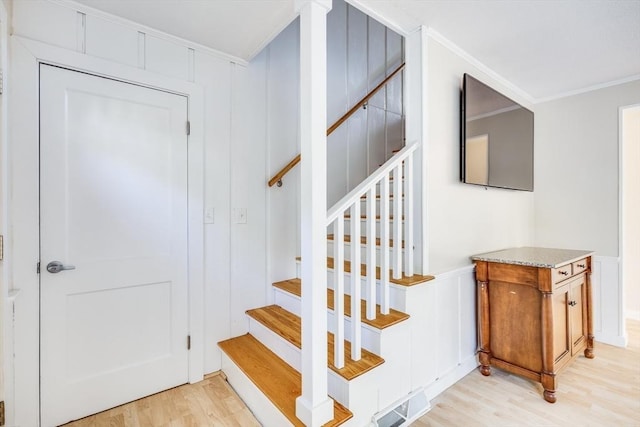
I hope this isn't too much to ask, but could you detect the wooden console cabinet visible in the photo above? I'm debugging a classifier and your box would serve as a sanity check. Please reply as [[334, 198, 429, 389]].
[[471, 247, 595, 403]]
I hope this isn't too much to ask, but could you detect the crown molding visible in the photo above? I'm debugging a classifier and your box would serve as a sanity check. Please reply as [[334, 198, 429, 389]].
[[425, 27, 536, 105], [535, 74, 640, 103]]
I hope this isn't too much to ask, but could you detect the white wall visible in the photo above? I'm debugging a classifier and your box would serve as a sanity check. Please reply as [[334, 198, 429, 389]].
[[264, 19, 302, 285], [534, 80, 640, 345], [7, 0, 270, 385], [0, 0, 8, 407], [534, 80, 640, 256], [229, 53, 270, 337], [622, 105, 640, 320], [425, 35, 535, 274]]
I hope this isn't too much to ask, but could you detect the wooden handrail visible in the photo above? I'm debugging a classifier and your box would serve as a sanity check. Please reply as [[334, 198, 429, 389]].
[[268, 154, 300, 187], [268, 62, 406, 187]]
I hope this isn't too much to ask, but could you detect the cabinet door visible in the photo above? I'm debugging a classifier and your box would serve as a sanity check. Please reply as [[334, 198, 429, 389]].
[[569, 275, 587, 354], [551, 288, 570, 364]]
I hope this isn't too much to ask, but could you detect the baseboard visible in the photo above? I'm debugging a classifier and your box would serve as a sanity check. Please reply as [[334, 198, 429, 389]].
[[596, 333, 628, 348], [421, 355, 478, 401], [625, 310, 640, 321]]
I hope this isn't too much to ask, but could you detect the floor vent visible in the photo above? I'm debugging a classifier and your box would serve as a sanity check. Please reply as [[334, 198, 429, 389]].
[[372, 388, 431, 427]]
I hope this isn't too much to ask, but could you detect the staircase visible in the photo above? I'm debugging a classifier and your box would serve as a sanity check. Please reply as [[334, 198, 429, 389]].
[[219, 143, 435, 426]]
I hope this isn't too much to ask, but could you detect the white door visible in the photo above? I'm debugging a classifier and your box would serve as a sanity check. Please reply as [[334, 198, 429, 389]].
[[39, 64, 190, 426]]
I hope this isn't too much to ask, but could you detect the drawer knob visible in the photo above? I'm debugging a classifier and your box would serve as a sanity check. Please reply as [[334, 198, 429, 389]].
[[568, 300, 577, 307], [559, 271, 569, 276], [577, 264, 585, 268]]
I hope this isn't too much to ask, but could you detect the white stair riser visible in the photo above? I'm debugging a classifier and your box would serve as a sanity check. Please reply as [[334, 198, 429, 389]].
[[327, 240, 404, 263]]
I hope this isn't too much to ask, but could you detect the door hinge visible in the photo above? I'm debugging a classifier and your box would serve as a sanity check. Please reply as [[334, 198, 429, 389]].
[[0, 234, 3, 261], [37, 262, 41, 274], [186, 121, 191, 136], [187, 335, 191, 350], [0, 400, 5, 426]]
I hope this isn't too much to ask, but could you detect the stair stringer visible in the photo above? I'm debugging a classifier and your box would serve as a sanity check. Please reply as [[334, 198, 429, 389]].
[[220, 351, 294, 427]]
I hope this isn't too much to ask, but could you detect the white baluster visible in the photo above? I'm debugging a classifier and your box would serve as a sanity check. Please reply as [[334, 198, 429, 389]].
[[392, 164, 402, 279], [350, 202, 361, 361], [334, 214, 345, 369], [404, 154, 414, 277], [366, 187, 376, 320], [380, 174, 391, 314]]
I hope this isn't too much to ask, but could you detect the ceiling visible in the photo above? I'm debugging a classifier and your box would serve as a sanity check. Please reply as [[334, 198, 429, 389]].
[[73, 0, 640, 102]]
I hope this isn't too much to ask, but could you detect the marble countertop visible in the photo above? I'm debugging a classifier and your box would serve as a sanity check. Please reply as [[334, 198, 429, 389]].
[[470, 247, 594, 268]]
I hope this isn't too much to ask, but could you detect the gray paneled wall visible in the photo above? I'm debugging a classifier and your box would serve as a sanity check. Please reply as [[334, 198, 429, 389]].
[[327, 1, 404, 206]]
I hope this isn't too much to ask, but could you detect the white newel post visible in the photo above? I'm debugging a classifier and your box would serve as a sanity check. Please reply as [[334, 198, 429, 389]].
[[405, 25, 428, 275], [295, 0, 334, 426]]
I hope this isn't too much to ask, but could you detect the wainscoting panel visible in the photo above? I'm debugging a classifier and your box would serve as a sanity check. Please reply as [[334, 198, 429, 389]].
[[592, 255, 626, 347], [401, 265, 478, 400]]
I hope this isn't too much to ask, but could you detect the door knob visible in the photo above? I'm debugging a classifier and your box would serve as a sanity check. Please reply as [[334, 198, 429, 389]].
[[46, 261, 76, 273]]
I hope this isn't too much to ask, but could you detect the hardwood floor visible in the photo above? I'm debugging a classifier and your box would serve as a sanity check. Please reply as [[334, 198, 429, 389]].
[[61, 373, 260, 427], [413, 319, 640, 426], [62, 320, 640, 426]]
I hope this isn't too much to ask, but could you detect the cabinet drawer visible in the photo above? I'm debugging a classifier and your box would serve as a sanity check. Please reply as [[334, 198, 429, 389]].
[[572, 258, 588, 276], [552, 264, 572, 284]]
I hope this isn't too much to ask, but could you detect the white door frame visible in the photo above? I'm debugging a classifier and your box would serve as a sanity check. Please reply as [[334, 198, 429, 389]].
[[619, 103, 640, 341], [7, 36, 205, 427]]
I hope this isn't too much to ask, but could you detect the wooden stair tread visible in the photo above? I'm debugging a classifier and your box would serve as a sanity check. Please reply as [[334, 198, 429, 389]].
[[295, 257, 435, 286], [327, 234, 404, 248], [218, 334, 352, 427], [273, 278, 409, 330], [246, 305, 385, 380]]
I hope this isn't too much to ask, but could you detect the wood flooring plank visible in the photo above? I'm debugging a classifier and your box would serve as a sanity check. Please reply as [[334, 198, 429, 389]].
[[246, 305, 385, 380], [416, 319, 640, 426], [218, 334, 353, 427], [273, 278, 410, 329], [61, 374, 262, 427]]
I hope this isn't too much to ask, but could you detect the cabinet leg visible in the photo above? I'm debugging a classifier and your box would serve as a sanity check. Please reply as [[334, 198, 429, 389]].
[[478, 351, 491, 376], [541, 372, 557, 403], [585, 335, 595, 359], [543, 389, 556, 403]]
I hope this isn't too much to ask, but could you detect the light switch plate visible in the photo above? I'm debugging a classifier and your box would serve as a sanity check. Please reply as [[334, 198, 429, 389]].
[[204, 208, 214, 224], [233, 208, 247, 224]]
